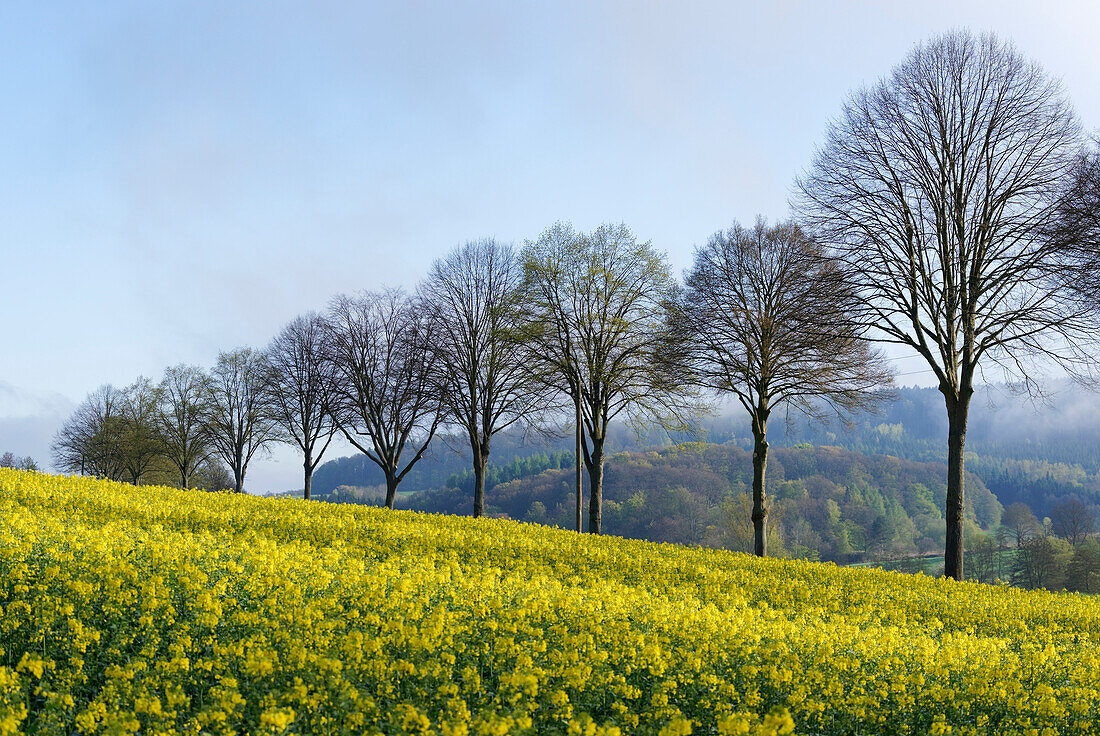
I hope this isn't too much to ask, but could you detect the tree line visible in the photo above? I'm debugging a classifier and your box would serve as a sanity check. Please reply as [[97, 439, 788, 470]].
[[52, 30, 1100, 582], [0, 452, 38, 472]]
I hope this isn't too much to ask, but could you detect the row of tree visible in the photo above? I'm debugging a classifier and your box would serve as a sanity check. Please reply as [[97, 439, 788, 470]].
[[52, 358, 275, 493], [52, 30, 1100, 582], [0, 452, 38, 472]]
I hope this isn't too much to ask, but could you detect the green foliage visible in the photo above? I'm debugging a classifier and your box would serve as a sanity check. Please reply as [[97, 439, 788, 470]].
[[445, 451, 576, 495], [409, 443, 1003, 564]]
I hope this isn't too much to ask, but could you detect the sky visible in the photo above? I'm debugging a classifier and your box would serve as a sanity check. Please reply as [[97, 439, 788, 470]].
[[3, 1, 1100, 491]]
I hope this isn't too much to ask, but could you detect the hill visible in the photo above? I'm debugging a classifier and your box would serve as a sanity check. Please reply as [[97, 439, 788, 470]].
[[2, 468, 1098, 734], [311, 385, 1100, 527], [408, 443, 1002, 563]]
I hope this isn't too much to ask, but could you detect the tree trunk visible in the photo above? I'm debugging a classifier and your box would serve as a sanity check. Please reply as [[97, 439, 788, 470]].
[[472, 438, 490, 518], [385, 472, 399, 510], [586, 437, 605, 535], [181, 469, 190, 490], [751, 411, 770, 557], [303, 457, 312, 501], [575, 393, 583, 533], [234, 467, 245, 494], [943, 390, 972, 580]]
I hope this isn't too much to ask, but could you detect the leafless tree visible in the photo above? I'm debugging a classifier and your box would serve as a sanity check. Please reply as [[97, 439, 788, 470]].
[[324, 289, 441, 509], [52, 384, 128, 480], [267, 313, 339, 501], [119, 377, 164, 485], [1046, 138, 1100, 297], [796, 31, 1098, 579], [157, 364, 212, 490], [1051, 496, 1094, 546], [206, 348, 282, 494], [671, 219, 891, 556], [1, 452, 38, 471], [419, 239, 542, 517], [521, 222, 697, 534]]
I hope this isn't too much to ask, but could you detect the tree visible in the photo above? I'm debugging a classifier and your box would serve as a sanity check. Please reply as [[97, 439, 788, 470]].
[[521, 222, 695, 534], [671, 220, 890, 556], [268, 313, 338, 500], [1050, 496, 1094, 546], [1065, 539, 1100, 593], [1012, 535, 1067, 591], [324, 289, 441, 509], [1046, 137, 1100, 295], [0, 452, 37, 472], [419, 239, 541, 517], [193, 459, 234, 492], [1001, 502, 1041, 548], [206, 348, 282, 494], [119, 377, 164, 485], [157, 365, 212, 490], [796, 31, 1096, 580], [52, 384, 128, 480]]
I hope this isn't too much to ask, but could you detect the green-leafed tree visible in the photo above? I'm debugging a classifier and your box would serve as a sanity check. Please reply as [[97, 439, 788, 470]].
[[521, 222, 697, 534]]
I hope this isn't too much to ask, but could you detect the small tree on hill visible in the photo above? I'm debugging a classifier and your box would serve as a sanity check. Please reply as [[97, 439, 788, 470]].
[[419, 238, 542, 517], [521, 222, 697, 534], [324, 289, 441, 509], [268, 313, 338, 500], [157, 365, 212, 490], [671, 219, 890, 556], [52, 384, 128, 480], [206, 348, 282, 494]]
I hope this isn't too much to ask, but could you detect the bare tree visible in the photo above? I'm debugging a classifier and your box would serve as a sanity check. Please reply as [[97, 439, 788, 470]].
[[1, 452, 38, 471], [324, 289, 441, 509], [521, 222, 696, 534], [52, 384, 128, 480], [268, 313, 338, 501], [671, 219, 891, 556], [206, 348, 282, 494], [1051, 496, 1094, 546], [796, 31, 1097, 579], [1046, 138, 1100, 296], [157, 364, 212, 490], [419, 239, 541, 517], [119, 377, 164, 485]]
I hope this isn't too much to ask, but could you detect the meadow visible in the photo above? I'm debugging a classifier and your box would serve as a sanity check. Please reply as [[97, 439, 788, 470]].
[[1, 468, 1099, 735]]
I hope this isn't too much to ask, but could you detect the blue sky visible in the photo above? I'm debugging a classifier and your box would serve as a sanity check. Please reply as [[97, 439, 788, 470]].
[[3, 1, 1099, 490]]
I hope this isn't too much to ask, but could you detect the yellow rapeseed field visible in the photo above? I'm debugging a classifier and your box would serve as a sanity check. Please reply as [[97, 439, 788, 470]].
[[1, 468, 1099, 735]]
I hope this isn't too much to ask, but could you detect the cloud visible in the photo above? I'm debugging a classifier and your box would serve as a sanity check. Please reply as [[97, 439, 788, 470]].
[[0, 382, 74, 466]]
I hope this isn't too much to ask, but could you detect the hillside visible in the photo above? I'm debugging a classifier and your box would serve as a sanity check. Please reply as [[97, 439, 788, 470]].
[[312, 385, 1100, 530], [2, 469, 1098, 734], [408, 443, 1002, 563]]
